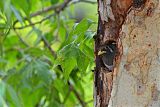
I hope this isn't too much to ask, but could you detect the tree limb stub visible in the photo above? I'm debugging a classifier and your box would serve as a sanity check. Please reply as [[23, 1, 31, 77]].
[[94, 0, 146, 107]]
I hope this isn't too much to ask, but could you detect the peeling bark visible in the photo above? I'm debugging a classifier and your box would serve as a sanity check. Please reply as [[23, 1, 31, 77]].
[[94, 0, 148, 107]]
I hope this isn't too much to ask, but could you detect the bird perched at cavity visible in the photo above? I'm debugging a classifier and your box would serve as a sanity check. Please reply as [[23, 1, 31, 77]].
[[98, 41, 117, 71]]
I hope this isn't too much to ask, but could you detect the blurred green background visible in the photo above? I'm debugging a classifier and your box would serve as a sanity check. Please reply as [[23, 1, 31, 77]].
[[0, 0, 97, 107]]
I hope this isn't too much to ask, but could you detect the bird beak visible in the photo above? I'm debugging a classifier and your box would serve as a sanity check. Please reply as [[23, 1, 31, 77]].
[[98, 50, 106, 55]]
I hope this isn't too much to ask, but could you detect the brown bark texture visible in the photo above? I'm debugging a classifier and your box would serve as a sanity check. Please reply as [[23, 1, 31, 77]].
[[93, 0, 159, 107]]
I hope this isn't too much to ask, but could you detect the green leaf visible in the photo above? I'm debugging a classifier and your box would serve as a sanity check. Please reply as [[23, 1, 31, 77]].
[[33, 28, 43, 46], [0, 58, 7, 71], [0, 96, 7, 107], [61, 57, 76, 80], [10, 5, 23, 24], [11, 0, 31, 16], [0, 80, 5, 97], [76, 50, 90, 72], [0, 81, 7, 106], [0, 23, 8, 29], [66, 18, 94, 44], [53, 78, 70, 102], [33, 59, 52, 84], [57, 43, 91, 79], [25, 47, 44, 57], [79, 43, 94, 60], [73, 18, 93, 35], [53, 79, 64, 95], [74, 80, 85, 100], [0, 1, 96, 106], [3, 0, 12, 24], [6, 84, 21, 107], [50, 0, 59, 4]]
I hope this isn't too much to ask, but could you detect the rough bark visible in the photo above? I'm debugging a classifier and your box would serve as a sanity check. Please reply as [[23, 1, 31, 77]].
[[94, 0, 133, 106], [94, 0, 160, 107]]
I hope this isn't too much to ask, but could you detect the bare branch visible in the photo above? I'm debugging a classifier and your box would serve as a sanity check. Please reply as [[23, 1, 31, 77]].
[[13, 0, 71, 30]]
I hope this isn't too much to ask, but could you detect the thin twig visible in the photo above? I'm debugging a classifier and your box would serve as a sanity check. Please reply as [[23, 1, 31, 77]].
[[0, 0, 96, 30], [13, 0, 71, 30], [69, 83, 86, 107], [41, 36, 57, 58], [71, 0, 97, 5], [12, 1, 92, 106], [13, 29, 29, 47], [26, 17, 57, 58], [12, 0, 72, 53], [13, 13, 56, 29], [32, 1, 70, 17], [30, 4, 60, 18], [28, 0, 96, 18], [13, 0, 96, 30], [11, 0, 72, 56]]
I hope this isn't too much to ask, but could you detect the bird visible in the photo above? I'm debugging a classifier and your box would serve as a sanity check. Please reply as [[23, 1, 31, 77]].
[[98, 41, 117, 71]]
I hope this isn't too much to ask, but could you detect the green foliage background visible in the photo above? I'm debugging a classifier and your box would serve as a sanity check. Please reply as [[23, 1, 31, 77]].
[[0, 0, 97, 107]]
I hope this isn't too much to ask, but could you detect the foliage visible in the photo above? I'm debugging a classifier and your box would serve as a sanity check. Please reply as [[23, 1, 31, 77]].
[[0, 0, 97, 107]]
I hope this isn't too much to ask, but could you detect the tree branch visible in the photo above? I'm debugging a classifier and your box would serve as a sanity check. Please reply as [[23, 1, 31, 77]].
[[31, 0, 72, 18], [41, 35, 57, 58], [13, 0, 96, 30], [71, 0, 96, 5], [30, 0, 96, 18], [13, 13, 56, 29], [13, 0, 71, 29], [25, 18, 57, 58]]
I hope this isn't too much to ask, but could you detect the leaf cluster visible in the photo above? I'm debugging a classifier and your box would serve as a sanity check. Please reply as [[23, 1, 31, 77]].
[[0, 0, 97, 106]]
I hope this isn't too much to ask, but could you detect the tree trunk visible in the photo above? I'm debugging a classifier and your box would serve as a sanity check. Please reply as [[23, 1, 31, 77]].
[[94, 0, 160, 107]]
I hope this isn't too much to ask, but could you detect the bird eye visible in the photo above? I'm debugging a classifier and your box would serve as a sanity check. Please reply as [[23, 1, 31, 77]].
[[106, 40, 116, 45], [112, 42, 116, 45]]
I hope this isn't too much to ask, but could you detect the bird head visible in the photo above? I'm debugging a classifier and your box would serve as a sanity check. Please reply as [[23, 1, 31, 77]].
[[98, 41, 117, 56]]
